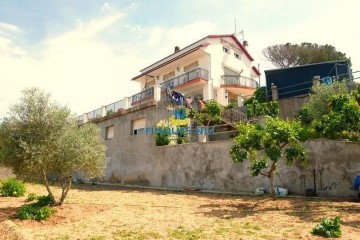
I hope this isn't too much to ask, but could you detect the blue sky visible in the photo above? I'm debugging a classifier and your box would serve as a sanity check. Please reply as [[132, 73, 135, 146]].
[[0, 0, 359, 116]]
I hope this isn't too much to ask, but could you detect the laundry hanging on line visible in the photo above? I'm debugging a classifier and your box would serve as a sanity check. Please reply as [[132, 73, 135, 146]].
[[165, 87, 193, 108]]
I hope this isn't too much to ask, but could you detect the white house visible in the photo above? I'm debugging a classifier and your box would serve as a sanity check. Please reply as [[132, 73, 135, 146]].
[[131, 34, 260, 108], [78, 34, 260, 123]]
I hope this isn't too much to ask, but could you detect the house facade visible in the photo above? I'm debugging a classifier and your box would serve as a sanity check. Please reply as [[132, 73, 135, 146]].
[[77, 34, 260, 125], [74, 34, 262, 186], [131, 34, 260, 108]]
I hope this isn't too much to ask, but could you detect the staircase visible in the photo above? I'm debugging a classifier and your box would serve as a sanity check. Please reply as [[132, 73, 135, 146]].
[[221, 107, 247, 125]]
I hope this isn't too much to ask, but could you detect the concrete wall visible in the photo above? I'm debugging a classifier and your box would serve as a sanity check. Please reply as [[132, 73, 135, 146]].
[[278, 95, 309, 119], [95, 105, 360, 197]]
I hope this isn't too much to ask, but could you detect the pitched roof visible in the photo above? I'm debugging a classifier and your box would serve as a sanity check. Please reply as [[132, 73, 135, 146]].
[[252, 66, 261, 76], [132, 34, 254, 81], [207, 34, 254, 61]]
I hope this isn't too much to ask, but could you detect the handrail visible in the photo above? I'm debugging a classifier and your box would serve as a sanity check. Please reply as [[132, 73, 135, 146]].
[[161, 68, 209, 89], [129, 87, 154, 105], [222, 108, 247, 123], [221, 75, 259, 88], [105, 99, 125, 113]]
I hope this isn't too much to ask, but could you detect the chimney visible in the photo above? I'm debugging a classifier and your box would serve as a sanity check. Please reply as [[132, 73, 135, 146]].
[[174, 46, 180, 53], [243, 40, 248, 48]]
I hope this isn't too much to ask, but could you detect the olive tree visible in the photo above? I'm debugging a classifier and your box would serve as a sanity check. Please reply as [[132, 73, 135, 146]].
[[0, 88, 106, 205], [230, 117, 307, 199]]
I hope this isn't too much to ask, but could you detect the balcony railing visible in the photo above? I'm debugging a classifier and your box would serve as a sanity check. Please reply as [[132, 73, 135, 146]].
[[221, 75, 259, 88], [86, 108, 102, 120], [161, 68, 209, 89], [129, 87, 154, 106], [105, 99, 125, 113]]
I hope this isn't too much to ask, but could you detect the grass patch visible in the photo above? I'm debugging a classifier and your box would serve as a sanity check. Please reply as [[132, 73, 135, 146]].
[[86, 236, 106, 240], [168, 226, 204, 240], [113, 229, 161, 240]]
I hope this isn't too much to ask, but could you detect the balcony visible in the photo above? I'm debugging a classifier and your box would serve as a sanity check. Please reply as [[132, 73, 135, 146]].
[[129, 87, 154, 106], [221, 75, 259, 96], [161, 68, 209, 91], [105, 99, 125, 113]]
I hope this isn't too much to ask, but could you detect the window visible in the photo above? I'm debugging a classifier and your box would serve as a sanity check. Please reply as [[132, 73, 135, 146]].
[[224, 67, 239, 76], [183, 61, 199, 72], [223, 47, 228, 53], [234, 53, 239, 59], [105, 125, 114, 140], [163, 71, 175, 81], [131, 118, 145, 135]]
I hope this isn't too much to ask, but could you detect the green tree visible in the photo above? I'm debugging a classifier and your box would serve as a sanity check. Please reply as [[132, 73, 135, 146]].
[[244, 87, 279, 118], [299, 81, 349, 123], [0, 88, 106, 205], [194, 100, 222, 126], [230, 117, 307, 199], [312, 94, 360, 142], [263, 42, 350, 68]]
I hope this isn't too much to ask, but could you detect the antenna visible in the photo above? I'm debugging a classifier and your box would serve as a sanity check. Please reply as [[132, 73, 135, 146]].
[[234, 19, 244, 39], [234, 18, 236, 34], [234, 19, 248, 47]]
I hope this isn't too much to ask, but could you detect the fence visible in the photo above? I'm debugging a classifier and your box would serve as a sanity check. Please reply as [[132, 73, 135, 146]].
[[105, 99, 125, 114], [129, 87, 154, 106], [161, 68, 209, 89], [86, 108, 102, 120], [221, 75, 259, 88]]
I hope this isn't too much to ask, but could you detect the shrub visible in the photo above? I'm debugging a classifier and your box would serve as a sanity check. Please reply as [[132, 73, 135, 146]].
[[17, 205, 55, 221], [300, 81, 348, 123], [34, 206, 55, 221], [0, 178, 26, 197], [17, 195, 56, 221], [33, 195, 54, 207], [312, 216, 341, 238], [26, 193, 38, 202], [225, 101, 235, 109], [17, 205, 37, 220]]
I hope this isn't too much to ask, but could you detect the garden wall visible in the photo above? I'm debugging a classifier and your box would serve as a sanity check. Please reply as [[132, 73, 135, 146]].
[[152, 139, 360, 197], [94, 102, 360, 197]]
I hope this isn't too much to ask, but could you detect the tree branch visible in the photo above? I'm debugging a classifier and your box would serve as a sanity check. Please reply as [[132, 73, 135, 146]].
[[42, 169, 57, 205]]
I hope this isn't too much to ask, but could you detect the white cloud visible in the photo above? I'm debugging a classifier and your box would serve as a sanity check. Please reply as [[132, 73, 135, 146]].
[[142, 21, 217, 61], [45, 14, 124, 46], [0, 22, 21, 33], [0, 36, 26, 56], [127, 2, 139, 12], [101, 2, 111, 12], [0, 13, 143, 117]]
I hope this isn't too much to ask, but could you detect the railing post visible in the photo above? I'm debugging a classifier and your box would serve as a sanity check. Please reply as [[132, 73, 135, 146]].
[[312, 75, 321, 87], [238, 94, 244, 107], [83, 113, 88, 123], [124, 97, 130, 109], [153, 85, 161, 102], [271, 83, 279, 101], [101, 106, 106, 117]]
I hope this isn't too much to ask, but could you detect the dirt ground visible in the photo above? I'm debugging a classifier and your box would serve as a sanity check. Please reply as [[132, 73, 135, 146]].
[[0, 183, 359, 240]]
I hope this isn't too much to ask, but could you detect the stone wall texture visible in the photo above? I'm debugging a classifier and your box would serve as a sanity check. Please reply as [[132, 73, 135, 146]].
[[96, 104, 360, 197]]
